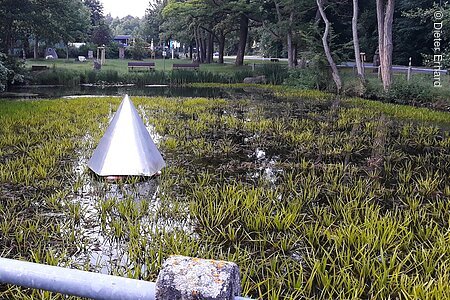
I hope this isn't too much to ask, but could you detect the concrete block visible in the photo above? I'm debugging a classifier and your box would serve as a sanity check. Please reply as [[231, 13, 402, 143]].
[[156, 255, 241, 300]]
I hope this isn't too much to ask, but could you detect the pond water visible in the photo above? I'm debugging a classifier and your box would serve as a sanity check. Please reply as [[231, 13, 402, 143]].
[[65, 88, 295, 274], [3, 85, 253, 99]]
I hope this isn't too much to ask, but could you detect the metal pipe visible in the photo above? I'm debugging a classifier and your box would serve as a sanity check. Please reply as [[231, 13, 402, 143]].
[[0, 257, 155, 300]]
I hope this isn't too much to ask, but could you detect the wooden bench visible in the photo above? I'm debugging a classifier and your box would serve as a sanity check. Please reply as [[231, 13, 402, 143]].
[[31, 65, 49, 71], [128, 61, 155, 71], [172, 63, 200, 71]]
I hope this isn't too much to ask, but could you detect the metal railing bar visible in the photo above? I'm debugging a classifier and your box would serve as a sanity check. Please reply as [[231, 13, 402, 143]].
[[0, 257, 155, 300]]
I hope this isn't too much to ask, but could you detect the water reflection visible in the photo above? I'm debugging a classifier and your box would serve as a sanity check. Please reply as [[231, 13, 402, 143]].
[[5, 85, 250, 99]]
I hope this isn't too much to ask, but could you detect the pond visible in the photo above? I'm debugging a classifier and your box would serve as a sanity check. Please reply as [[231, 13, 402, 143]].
[[3, 84, 255, 99], [1, 87, 450, 299]]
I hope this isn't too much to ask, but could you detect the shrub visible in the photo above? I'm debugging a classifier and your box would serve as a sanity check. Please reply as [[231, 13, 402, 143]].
[[255, 64, 288, 85], [78, 43, 96, 58], [55, 48, 67, 59], [131, 40, 147, 61], [0, 53, 24, 91], [30, 69, 79, 86], [342, 76, 367, 97], [106, 42, 119, 59], [97, 70, 119, 83], [381, 78, 433, 105], [284, 66, 331, 90], [234, 70, 254, 83]]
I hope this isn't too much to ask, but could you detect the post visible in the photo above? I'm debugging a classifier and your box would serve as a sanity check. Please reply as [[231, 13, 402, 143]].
[[407, 57, 412, 82], [156, 256, 242, 300], [360, 52, 366, 75], [163, 51, 166, 72], [101, 45, 106, 66]]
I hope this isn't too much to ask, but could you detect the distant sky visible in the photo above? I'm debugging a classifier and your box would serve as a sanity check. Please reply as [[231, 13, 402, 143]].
[[102, 0, 150, 18]]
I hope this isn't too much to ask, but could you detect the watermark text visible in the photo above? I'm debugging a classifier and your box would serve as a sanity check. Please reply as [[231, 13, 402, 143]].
[[433, 5, 444, 87]]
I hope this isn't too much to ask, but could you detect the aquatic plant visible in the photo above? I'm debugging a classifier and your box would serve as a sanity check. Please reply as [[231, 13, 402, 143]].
[[0, 86, 449, 299]]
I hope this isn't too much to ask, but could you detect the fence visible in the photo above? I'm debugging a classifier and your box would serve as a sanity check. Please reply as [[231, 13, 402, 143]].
[[0, 257, 252, 300]]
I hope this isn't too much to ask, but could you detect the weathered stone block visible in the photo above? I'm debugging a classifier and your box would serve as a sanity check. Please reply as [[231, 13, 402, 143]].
[[156, 255, 241, 300]]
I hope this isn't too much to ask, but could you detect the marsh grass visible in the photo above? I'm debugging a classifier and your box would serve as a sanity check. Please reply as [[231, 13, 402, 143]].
[[0, 86, 449, 299]]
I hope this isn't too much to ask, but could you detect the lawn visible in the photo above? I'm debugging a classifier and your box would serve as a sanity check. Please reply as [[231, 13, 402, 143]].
[[0, 85, 449, 299], [25, 58, 253, 73]]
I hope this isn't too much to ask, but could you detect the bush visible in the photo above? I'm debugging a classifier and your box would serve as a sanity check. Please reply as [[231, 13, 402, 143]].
[[0, 53, 24, 91], [234, 70, 255, 83], [255, 64, 288, 85], [78, 43, 96, 58], [97, 70, 119, 83], [30, 69, 79, 86], [284, 66, 331, 90], [106, 42, 119, 59], [169, 70, 231, 85], [342, 76, 367, 97], [381, 78, 433, 105], [123, 71, 167, 85], [0, 60, 8, 92], [131, 40, 147, 61], [55, 48, 67, 59]]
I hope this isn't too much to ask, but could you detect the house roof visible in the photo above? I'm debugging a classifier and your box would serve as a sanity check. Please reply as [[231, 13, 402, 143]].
[[114, 35, 132, 40]]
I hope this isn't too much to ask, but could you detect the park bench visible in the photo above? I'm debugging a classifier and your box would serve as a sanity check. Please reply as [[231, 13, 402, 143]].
[[31, 65, 49, 71], [128, 61, 155, 71], [172, 63, 200, 71]]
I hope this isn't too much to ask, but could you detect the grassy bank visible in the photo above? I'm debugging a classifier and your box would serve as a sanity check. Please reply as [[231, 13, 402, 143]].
[[1, 86, 449, 299], [25, 58, 253, 73], [21, 59, 450, 111]]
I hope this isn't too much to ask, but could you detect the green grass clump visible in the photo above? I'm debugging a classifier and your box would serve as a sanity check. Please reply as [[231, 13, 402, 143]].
[[1, 87, 450, 299]]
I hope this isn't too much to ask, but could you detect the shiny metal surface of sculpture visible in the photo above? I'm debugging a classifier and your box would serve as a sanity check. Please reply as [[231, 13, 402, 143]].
[[88, 95, 165, 176]]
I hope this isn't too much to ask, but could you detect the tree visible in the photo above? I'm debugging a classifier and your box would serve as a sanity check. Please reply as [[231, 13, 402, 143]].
[[376, 0, 395, 91], [91, 23, 112, 46], [235, 12, 249, 66], [0, 0, 33, 54], [162, 0, 218, 63], [317, 0, 342, 93], [402, 2, 450, 67], [0, 53, 24, 91], [269, 0, 306, 68], [144, 0, 166, 43], [131, 38, 146, 60], [352, 0, 364, 78], [83, 0, 104, 26]]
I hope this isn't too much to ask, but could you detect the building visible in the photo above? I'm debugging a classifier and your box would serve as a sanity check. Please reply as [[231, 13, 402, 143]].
[[113, 35, 134, 47]]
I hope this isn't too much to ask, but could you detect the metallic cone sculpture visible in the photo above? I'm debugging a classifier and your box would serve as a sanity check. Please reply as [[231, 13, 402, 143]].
[[88, 95, 165, 176]]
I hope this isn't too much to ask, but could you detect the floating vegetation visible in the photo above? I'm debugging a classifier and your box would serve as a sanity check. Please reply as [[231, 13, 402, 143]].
[[0, 86, 449, 299]]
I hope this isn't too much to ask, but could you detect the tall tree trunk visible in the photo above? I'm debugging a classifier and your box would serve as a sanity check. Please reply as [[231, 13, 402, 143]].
[[200, 30, 207, 63], [194, 30, 201, 62], [206, 31, 213, 64], [235, 13, 248, 66], [218, 33, 225, 64], [317, 0, 342, 93], [293, 44, 298, 66], [287, 12, 297, 68], [376, 0, 395, 91], [66, 44, 69, 60], [352, 0, 364, 79], [34, 35, 39, 59], [189, 43, 193, 60]]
